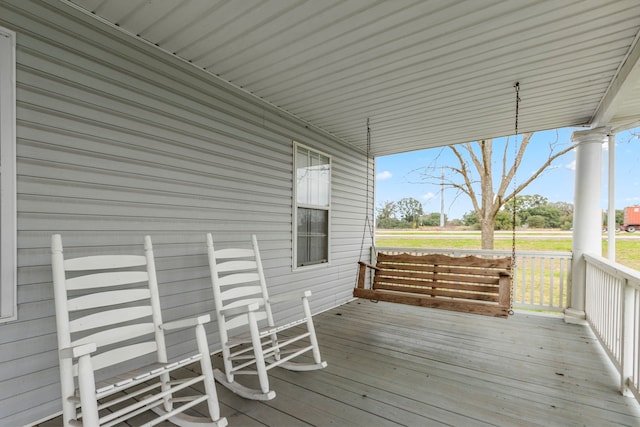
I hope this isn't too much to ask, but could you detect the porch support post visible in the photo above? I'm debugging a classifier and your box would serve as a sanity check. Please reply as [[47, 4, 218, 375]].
[[607, 132, 616, 261], [566, 127, 608, 324]]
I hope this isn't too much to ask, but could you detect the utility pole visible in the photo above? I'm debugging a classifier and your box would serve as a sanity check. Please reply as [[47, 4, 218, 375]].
[[440, 167, 445, 228]]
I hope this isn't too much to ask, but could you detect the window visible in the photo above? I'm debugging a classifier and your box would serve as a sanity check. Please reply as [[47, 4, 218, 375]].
[[0, 27, 16, 321], [293, 143, 330, 268]]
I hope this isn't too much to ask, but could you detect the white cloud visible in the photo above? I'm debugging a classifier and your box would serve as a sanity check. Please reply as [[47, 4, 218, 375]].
[[376, 170, 392, 180], [565, 160, 576, 171], [423, 192, 436, 201]]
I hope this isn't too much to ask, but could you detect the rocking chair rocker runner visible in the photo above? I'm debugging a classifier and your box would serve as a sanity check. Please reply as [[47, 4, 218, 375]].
[[206, 233, 327, 401], [51, 234, 227, 427]]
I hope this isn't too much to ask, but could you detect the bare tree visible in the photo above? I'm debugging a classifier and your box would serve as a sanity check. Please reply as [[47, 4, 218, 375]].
[[376, 200, 397, 221], [421, 131, 576, 249]]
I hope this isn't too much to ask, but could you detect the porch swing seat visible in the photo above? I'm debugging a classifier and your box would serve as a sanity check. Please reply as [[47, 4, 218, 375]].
[[206, 233, 327, 401], [354, 252, 513, 318]]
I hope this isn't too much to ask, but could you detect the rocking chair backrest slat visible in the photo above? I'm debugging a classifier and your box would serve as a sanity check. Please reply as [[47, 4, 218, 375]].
[[67, 289, 151, 311], [72, 342, 158, 375], [64, 255, 147, 271], [72, 323, 156, 348], [69, 306, 153, 333], [216, 260, 258, 273], [225, 311, 268, 330], [218, 272, 260, 287], [221, 285, 264, 301], [66, 271, 150, 290], [214, 248, 255, 259], [222, 298, 265, 312]]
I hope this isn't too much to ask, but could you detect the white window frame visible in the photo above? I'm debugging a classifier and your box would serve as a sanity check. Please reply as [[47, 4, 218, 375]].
[[293, 142, 331, 270], [0, 27, 17, 322]]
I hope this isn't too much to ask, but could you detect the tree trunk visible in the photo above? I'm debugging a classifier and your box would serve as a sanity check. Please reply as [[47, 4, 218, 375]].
[[480, 217, 495, 249], [441, 132, 574, 251]]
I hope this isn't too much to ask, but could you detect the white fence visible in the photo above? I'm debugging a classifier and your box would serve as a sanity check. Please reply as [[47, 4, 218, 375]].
[[371, 247, 572, 312], [584, 253, 640, 401]]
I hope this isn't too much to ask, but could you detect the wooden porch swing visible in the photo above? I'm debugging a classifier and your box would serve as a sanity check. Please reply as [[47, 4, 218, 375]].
[[354, 84, 523, 319], [354, 252, 512, 318]]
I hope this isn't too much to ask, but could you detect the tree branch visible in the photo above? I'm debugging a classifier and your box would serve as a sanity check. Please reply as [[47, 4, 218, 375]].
[[463, 142, 485, 176], [502, 135, 510, 180], [503, 140, 576, 205], [450, 145, 481, 213], [496, 132, 532, 205]]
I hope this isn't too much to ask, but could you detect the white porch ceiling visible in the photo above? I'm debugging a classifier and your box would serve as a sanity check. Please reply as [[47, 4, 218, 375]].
[[65, 0, 640, 156]]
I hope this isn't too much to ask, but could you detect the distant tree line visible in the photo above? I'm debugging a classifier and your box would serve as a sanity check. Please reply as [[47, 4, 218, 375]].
[[376, 194, 622, 230], [464, 195, 573, 230], [376, 198, 424, 229]]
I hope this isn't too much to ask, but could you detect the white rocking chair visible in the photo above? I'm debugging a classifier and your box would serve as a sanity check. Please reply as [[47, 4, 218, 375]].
[[51, 234, 227, 427], [206, 233, 327, 400]]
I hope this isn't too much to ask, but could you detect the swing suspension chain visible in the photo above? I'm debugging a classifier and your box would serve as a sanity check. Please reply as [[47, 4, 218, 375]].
[[358, 118, 375, 264], [366, 118, 371, 228], [510, 82, 520, 316]]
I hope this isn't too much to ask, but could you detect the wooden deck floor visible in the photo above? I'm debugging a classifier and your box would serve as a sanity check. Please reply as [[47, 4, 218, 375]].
[[40, 300, 640, 426]]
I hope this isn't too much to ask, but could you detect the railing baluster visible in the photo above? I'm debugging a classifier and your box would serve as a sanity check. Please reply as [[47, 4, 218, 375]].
[[529, 258, 535, 306], [549, 258, 555, 308], [584, 253, 640, 404], [628, 288, 640, 400], [559, 259, 569, 308], [538, 258, 544, 307], [519, 256, 524, 304]]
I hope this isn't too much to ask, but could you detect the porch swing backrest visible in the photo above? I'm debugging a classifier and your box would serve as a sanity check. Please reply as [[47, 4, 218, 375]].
[[354, 252, 512, 318]]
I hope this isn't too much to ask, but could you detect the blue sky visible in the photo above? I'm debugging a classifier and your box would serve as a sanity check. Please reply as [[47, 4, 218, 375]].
[[375, 126, 640, 220]]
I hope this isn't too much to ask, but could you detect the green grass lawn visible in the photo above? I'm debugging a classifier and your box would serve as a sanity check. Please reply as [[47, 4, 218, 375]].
[[375, 234, 640, 271], [602, 241, 639, 270]]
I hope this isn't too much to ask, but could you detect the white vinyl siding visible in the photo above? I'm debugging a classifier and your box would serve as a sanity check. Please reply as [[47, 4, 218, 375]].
[[0, 26, 16, 322], [294, 143, 331, 268], [0, 1, 369, 425]]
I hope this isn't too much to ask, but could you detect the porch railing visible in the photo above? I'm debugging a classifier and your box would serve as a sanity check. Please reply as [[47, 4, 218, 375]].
[[371, 247, 572, 312], [584, 253, 640, 401]]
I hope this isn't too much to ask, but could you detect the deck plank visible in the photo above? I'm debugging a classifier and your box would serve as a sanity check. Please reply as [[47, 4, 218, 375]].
[[315, 301, 640, 426], [37, 300, 640, 426]]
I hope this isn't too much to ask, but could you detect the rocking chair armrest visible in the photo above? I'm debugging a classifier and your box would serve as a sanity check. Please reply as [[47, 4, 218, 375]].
[[160, 314, 211, 331], [60, 343, 97, 359], [269, 290, 312, 304], [499, 270, 512, 278], [358, 261, 380, 271], [220, 302, 261, 317]]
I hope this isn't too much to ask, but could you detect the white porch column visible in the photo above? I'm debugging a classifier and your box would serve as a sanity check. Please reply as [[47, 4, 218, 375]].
[[607, 133, 616, 261], [566, 127, 608, 324]]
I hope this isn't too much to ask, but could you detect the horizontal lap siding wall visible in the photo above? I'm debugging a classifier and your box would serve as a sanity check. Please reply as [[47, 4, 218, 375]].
[[0, 0, 370, 424]]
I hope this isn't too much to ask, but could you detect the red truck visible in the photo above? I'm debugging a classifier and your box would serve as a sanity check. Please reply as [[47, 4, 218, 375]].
[[622, 206, 640, 232]]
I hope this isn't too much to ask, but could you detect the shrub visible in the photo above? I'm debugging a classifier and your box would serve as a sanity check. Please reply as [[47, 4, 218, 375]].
[[527, 215, 546, 228]]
